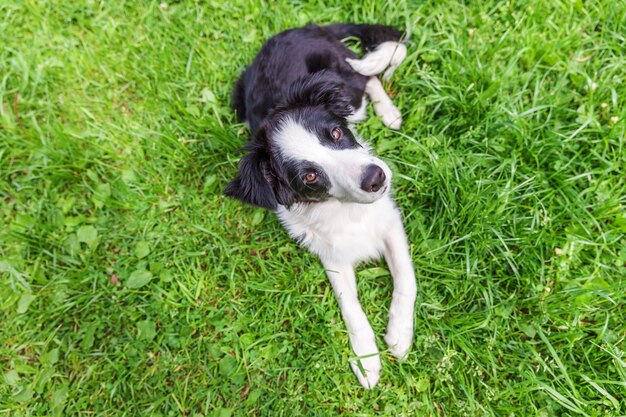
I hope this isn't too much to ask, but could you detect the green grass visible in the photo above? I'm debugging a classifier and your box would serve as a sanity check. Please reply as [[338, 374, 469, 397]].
[[1, 0, 625, 415]]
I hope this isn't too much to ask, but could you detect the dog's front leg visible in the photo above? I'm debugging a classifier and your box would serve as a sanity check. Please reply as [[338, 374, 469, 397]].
[[383, 219, 417, 359], [322, 260, 381, 389]]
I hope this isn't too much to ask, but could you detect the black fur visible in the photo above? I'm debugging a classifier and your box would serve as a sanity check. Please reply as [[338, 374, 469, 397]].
[[292, 104, 360, 150], [284, 159, 332, 203], [285, 71, 354, 118], [323, 24, 403, 52], [223, 138, 278, 210], [231, 23, 403, 133], [226, 23, 404, 210]]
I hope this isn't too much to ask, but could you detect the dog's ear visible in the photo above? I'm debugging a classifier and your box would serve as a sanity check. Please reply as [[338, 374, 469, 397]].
[[225, 142, 278, 210], [287, 71, 353, 118], [225, 129, 297, 210]]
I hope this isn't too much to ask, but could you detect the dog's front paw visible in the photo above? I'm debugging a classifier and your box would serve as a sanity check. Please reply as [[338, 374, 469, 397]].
[[350, 353, 382, 389], [374, 102, 402, 130], [384, 323, 413, 360], [349, 330, 381, 388]]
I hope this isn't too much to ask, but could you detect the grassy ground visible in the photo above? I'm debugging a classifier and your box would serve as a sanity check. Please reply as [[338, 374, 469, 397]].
[[1, 0, 625, 415]]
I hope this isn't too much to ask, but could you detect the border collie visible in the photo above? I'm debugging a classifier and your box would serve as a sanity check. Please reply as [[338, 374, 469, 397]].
[[225, 23, 416, 389]]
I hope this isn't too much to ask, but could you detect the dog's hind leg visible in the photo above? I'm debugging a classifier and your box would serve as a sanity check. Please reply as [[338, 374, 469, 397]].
[[324, 23, 407, 79], [322, 261, 381, 389], [365, 77, 402, 130], [346, 41, 407, 80]]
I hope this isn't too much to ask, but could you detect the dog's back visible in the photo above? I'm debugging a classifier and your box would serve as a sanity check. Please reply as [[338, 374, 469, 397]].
[[232, 23, 404, 133]]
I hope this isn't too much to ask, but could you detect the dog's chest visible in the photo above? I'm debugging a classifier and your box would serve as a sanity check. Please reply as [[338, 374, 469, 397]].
[[277, 197, 399, 264]]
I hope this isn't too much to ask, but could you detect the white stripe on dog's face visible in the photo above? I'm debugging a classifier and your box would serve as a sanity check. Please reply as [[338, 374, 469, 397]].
[[273, 117, 391, 204]]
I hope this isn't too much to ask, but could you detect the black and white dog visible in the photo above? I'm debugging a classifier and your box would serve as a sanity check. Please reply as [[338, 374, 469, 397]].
[[225, 23, 416, 388]]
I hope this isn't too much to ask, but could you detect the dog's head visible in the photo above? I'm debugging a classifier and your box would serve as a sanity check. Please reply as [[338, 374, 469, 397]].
[[225, 71, 392, 210]]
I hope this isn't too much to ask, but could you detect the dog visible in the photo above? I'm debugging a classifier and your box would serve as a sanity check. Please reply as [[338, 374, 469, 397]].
[[225, 23, 416, 389]]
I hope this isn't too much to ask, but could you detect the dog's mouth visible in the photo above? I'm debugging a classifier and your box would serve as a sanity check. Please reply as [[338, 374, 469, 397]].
[[359, 183, 389, 203], [372, 184, 389, 201]]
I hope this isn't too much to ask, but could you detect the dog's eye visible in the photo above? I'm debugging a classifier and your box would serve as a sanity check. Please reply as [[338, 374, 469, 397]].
[[330, 127, 342, 142], [304, 172, 318, 183]]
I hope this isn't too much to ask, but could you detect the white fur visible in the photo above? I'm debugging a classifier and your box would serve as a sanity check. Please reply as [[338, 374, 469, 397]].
[[274, 118, 417, 388], [278, 196, 395, 264], [346, 41, 407, 79], [366, 78, 402, 130], [345, 41, 405, 129], [382, 42, 407, 81], [277, 194, 416, 388], [346, 96, 369, 124], [274, 118, 392, 204]]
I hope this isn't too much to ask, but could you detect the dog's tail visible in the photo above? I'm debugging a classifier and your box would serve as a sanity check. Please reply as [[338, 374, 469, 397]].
[[324, 23, 404, 52]]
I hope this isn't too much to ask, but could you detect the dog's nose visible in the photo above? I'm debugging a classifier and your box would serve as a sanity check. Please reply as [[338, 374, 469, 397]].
[[360, 164, 386, 193]]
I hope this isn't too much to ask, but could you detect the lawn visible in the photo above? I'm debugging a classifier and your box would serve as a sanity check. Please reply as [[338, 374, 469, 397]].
[[1, 0, 625, 415]]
